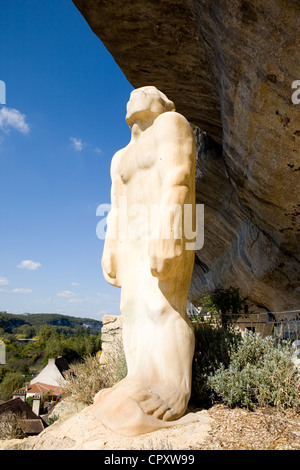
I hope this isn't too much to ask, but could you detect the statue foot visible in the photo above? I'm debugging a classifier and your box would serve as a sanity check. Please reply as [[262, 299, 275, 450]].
[[82, 377, 194, 436], [132, 386, 188, 421]]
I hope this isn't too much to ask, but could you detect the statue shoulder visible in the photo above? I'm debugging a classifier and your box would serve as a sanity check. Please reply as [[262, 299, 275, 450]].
[[154, 111, 193, 137], [111, 147, 126, 177]]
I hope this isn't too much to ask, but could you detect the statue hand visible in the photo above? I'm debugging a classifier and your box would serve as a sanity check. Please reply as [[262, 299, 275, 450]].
[[102, 250, 116, 278], [149, 238, 183, 280], [102, 248, 121, 287]]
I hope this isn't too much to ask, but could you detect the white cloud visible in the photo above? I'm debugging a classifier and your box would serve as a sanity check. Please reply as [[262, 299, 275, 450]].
[[56, 290, 79, 298], [11, 288, 33, 294], [0, 277, 9, 286], [0, 107, 30, 134], [71, 282, 80, 287], [68, 298, 84, 303], [18, 260, 41, 271], [70, 137, 84, 151]]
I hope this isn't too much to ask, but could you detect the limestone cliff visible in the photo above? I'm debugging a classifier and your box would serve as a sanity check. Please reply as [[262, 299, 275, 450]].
[[190, 128, 299, 311], [72, 0, 300, 311]]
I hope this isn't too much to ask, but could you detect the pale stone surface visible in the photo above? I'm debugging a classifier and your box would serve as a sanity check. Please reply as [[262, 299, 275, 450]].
[[101, 314, 123, 332], [100, 333, 114, 343], [99, 315, 123, 365], [87, 86, 197, 436], [5, 409, 211, 450], [47, 397, 86, 423]]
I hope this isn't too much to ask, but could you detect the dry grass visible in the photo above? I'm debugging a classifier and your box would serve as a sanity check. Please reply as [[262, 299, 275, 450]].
[[62, 339, 127, 405], [0, 412, 26, 440], [194, 404, 300, 450]]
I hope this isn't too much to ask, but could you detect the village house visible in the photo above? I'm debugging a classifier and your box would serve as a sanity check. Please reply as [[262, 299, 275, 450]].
[[13, 356, 72, 415], [0, 397, 48, 437]]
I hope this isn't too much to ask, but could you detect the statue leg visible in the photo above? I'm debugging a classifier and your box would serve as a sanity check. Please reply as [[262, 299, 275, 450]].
[[83, 244, 196, 435]]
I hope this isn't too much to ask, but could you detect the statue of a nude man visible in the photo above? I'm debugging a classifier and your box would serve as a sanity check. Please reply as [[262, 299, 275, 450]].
[[84, 86, 197, 436]]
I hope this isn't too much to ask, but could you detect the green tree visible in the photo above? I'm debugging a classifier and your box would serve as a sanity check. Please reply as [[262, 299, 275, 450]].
[[38, 325, 55, 342], [199, 287, 248, 328], [0, 366, 12, 384], [0, 371, 24, 401], [13, 324, 36, 338]]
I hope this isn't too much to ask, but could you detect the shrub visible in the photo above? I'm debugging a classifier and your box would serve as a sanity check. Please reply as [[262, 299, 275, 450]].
[[190, 324, 241, 406], [48, 414, 59, 425], [207, 330, 300, 410], [26, 396, 34, 408]]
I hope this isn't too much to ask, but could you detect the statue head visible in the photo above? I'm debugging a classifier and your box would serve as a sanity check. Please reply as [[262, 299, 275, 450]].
[[126, 86, 175, 128]]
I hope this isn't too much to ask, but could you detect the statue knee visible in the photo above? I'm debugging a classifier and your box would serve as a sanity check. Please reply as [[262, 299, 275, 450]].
[[145, 295, 171, 322]]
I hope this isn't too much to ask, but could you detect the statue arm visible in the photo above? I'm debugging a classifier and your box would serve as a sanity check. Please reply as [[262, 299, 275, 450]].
[[150, 112, 196, 279], [156, 112, 195, 201], [101, 154, 123, 287]]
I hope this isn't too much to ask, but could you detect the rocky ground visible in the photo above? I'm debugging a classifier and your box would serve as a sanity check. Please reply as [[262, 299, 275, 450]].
[[195, 404, 300, 450], [0, 400, 299, 450]]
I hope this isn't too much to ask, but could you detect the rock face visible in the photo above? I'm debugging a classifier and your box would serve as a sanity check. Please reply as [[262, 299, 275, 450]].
[[72, 0, 300, 311], [190, 128, 300, 311], [27, 408, 212, 450]]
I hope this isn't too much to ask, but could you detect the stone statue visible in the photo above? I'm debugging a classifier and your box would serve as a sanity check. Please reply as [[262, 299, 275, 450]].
[[84, 86, 197, 436]]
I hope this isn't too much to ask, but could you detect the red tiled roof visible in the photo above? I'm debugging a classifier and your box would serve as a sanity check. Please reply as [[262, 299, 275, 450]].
[[17, 382, 62, 396]]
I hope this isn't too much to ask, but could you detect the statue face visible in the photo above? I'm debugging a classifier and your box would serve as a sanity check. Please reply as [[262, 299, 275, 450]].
[[126, 86, 170, 125]]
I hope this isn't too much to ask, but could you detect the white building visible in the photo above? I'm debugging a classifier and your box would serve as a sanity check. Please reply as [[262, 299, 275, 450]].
[[30, 357, 70, 388]]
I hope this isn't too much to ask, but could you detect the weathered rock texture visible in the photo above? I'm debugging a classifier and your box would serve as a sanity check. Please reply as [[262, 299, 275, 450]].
[[9, 409, 212, 450], [99, 315, 123, 365], [72, 0, 300, 311], [190, 128, 300, 312]]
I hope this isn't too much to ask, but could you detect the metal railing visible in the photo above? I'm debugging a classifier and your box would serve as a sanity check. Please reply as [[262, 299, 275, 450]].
[[189, 309, 300, 341]]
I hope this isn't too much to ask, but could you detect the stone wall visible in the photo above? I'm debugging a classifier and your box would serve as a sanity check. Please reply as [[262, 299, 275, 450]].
[[100, 315, 123, 365]]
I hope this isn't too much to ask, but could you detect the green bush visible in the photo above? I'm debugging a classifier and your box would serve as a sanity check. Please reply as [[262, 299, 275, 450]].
[[26, 396, 34, 408], [207, 330, 300, 410], [190, 324, 241, 406]]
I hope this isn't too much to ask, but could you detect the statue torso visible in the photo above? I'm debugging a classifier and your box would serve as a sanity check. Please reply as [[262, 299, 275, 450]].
[[114, 125, 162, 207]]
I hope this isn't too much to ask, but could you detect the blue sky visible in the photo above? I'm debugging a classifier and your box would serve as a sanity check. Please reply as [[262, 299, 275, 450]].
[[0, 0, 134, 320]]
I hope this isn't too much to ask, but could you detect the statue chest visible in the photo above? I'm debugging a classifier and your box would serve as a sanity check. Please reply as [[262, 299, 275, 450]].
[[118, 137, 157, 185]]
